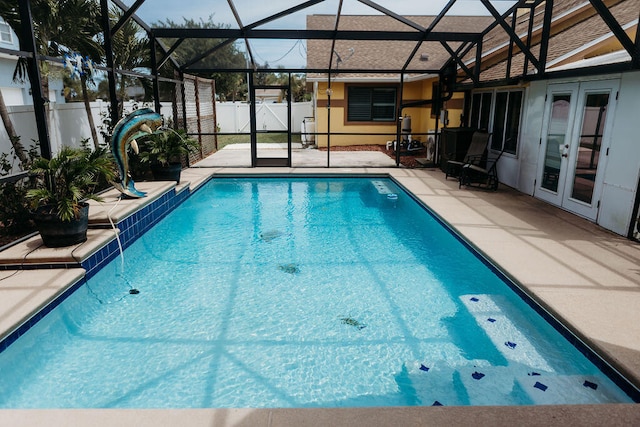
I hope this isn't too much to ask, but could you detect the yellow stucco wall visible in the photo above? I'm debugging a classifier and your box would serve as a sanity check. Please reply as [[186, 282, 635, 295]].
[[314, 80, 464, 147]]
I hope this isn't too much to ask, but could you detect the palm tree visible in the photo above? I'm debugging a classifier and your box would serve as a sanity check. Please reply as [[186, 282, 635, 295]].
[[65, 1, 104, 149], [154, 16, 247, 101], [109, 7, 150, 119]]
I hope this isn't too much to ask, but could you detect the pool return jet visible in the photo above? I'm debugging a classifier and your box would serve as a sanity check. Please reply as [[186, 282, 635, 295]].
[[110, 108, 164, 198]]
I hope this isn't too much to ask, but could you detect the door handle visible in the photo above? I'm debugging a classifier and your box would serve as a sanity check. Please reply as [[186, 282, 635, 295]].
[[562, 153, 568, 158]]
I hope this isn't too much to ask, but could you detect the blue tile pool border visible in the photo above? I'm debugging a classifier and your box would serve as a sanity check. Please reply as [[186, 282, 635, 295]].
[[0, 274, 86, 354], [82, 186, 191, 279]]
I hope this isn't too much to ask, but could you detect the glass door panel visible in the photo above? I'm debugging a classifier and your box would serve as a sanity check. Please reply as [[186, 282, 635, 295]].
[[541, 94, 571, 193], [562, 80, 618, 221], [569, 93, 609, 204]]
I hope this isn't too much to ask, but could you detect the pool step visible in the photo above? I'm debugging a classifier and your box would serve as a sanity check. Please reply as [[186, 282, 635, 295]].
[[515, 373, 628, 404], [400, 359, 527, 406], [362, 180, 398, 207], [459, 294, 553, 372], [399, 361, 616, 405]]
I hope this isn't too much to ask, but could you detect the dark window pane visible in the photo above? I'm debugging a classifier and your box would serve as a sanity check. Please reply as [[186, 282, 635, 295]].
[[347, 87, 372, 121], [480, 93, 492, 131], [372, 88, 396, 121], [504, 91, 522, 154], [347, 86, 396, 122], [470, 93, 481, 128], [492, 92, 508, 151]]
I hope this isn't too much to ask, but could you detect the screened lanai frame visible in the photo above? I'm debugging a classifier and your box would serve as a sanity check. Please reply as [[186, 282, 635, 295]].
[[10, 0, 640, 167]]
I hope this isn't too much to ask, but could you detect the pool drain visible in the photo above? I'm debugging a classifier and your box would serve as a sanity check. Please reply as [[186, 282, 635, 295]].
[[129, 289, 140, 294]]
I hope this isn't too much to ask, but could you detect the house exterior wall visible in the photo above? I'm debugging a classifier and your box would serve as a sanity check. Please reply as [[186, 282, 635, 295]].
[[506, 71, 640, 237], [516, 81, 546, 194], [599, 71, 640, 235], [0, 55, 29, 106], [313, 79, 464, 147]]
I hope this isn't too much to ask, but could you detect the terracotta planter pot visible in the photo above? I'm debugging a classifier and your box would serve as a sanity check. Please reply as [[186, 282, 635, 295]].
[[150, 162, 182, 183], [32, 202, 89, 247]]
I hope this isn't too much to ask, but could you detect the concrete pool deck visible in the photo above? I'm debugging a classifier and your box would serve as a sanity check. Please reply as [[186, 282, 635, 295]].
[[0, 164, 639, 425]]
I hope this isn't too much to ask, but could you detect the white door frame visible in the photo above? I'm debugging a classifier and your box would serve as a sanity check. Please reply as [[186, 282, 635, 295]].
[[561, 80, 618, 220], [535, 79, 619, 221], [536, 82, 579, 207]]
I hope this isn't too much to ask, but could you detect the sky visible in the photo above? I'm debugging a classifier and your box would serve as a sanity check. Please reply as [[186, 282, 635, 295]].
[[130, 0, 514, 68]]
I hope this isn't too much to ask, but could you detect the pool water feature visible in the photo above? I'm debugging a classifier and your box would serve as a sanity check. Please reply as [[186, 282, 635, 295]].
[[0, 177, 635, 408]]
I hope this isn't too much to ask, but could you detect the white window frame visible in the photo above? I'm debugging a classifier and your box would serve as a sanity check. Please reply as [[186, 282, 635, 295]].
[[469, 88, 525, 156], [0, 18, 12, 44]]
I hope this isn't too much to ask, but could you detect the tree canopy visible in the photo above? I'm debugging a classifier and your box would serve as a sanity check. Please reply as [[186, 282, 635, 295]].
[[154, 16, 247, 101]]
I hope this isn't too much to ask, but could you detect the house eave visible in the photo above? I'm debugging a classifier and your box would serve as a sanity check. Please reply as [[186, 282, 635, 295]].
[[306, 73, 438, 84]]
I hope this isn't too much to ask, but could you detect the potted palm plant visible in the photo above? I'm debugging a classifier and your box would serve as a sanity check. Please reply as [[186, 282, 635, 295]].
[[139, 129, 198, 183], [27, 145, 115, 247]]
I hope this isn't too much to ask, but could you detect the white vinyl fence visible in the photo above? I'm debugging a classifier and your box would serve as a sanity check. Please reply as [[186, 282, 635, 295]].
[[215, 101, 313, 133], [1, 100, 313, 175], [0, 101, 173, 175]]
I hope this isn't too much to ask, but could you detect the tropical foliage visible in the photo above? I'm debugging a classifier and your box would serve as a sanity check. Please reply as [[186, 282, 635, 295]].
[[27, 144, 115, 222], [0, 142, 39, 238], [109, 7, 152, 112], [139, 129, 199, 167]]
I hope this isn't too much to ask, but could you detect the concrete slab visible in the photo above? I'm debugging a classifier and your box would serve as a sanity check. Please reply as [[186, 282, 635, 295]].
[[89, 181, 176, 225], [192, 144, 397, 168], [0, 228, 117, 266]]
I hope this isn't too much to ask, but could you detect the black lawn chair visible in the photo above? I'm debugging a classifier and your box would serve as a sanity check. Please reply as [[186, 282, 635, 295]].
[[445, 131, 491, 180], [459, 148, 506, 191]]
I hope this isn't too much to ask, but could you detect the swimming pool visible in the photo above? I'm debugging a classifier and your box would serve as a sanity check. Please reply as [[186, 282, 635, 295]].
[[0, 177, 635, 408]]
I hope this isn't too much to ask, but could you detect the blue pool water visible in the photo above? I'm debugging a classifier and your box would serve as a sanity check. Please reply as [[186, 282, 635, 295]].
[[0, 177, 635, 408]]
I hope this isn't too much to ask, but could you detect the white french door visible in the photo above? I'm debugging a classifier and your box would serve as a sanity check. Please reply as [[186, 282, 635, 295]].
[[536, 80, 618, 220]]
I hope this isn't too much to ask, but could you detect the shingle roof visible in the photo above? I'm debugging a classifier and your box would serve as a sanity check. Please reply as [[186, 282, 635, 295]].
[[470, 0, 640, 82], [306, 0, 639, 84], [306, 14, 494, 81]]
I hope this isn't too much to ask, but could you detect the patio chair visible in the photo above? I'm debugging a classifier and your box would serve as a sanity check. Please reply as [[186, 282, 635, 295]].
[[459, 147, 506, 191], [444, 131, 490, 180]]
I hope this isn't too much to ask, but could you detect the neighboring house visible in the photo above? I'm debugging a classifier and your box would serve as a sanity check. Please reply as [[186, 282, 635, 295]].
[[306, 14, 494, 148], [0, 17, 29, 106], [254, 88, 283, 103], [0, 17, 64, 106]]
